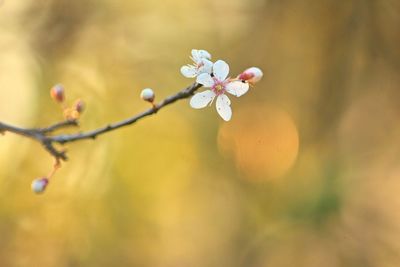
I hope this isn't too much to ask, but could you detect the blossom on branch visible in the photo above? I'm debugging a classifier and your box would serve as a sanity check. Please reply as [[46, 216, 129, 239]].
[[190, 60, 250, 121], [0, 47, 263, 194], [180, 49, 213, 78]]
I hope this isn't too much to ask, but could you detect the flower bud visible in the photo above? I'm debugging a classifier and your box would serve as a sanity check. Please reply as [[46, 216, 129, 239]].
[[31, 177, 49, 194], [238, 67, 263, 85], [140, 88, 155, 102], [73, 99, 85, 114], [50, 84, 65, 103]]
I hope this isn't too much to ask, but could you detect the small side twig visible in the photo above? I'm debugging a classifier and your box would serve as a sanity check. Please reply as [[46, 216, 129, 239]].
[[39, 119, 79, 133]]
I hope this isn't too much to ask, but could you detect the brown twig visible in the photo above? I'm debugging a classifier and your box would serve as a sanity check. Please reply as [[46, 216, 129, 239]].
[[0, 82, 202, 161]]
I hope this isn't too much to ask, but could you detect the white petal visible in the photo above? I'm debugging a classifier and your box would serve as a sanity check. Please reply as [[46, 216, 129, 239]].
[[180, 65, 197, 78], [190, 90, 216, 109], [192, 49, 204, 63], [213, 60, 230, 81], [192, 49, 212, 62], [225, 81, 249, 97], [213, 60, 229, 81], [197, 50, 211, 60], [196, 73, 215, 87], [198, 59, 213, 74], [216, 94, 232, 121]]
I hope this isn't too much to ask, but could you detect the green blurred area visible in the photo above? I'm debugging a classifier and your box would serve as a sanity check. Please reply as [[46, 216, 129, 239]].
[[1, 0, 400, 266]]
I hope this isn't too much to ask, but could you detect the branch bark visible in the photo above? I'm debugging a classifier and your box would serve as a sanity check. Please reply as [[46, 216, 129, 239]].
[[0, 82, 202, 161]]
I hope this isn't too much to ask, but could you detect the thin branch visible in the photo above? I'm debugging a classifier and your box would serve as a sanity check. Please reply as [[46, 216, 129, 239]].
[[0, 122, 38, 139], [51, 82, 202, 144], [0, 82, 202, 161], [39, 119, 79, 133]]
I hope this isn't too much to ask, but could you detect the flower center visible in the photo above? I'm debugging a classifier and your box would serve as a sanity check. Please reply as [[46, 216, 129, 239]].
[[215, 84, 223, 91], [212, 82, 226, 95]]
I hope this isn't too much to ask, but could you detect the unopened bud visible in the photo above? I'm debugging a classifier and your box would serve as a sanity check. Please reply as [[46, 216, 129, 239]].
[[238, 67, 263, 85], [50, 84, 65, 103], [74, 99, 85, 114], [31, 177, 49, 194], [140, 88, 155, 102]]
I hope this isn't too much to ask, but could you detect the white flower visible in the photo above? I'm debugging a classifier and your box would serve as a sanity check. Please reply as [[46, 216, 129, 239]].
[[190, 60, 249, 121], [238, 67, 263, 85], [180, 49, 213, 78]]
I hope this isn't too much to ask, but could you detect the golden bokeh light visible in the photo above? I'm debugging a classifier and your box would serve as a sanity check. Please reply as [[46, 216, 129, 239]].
[[218, 104, 299, 182]]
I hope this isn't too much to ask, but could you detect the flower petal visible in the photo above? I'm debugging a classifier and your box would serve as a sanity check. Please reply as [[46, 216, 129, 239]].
[[192, 49, 212, 62], [191, 49, 200, 62], [197, 50, 211, 60], [198, 59, 213, 75], [216, 94, 232, 121], [225, 80, 249, 97], [180, 65, 197, 78], [213, 60, 229, 81], [190, 90, 216, 109], [196, 73, 215, 87]]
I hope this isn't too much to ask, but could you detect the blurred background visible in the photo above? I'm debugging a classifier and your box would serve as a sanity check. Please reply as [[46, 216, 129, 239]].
[[1, 0, 400, 266]]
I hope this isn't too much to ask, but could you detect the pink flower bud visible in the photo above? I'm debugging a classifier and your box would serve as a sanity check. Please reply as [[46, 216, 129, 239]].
[[140, 88, 155, 102], [238, 67, 263, 85], [50, 84, 65, 103], [31, 177, 49, 194], [74, 99, 85, 114]]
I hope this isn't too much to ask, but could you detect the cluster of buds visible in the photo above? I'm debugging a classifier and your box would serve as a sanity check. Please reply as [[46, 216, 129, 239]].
[[181, 49, 263, 121], [64, 99, 85, 119], [50, 84, 85, 120], [28, 83, 85, 195]]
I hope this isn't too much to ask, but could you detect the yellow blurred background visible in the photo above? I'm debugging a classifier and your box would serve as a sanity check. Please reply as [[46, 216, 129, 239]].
[[1, 0, 400, 266]]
